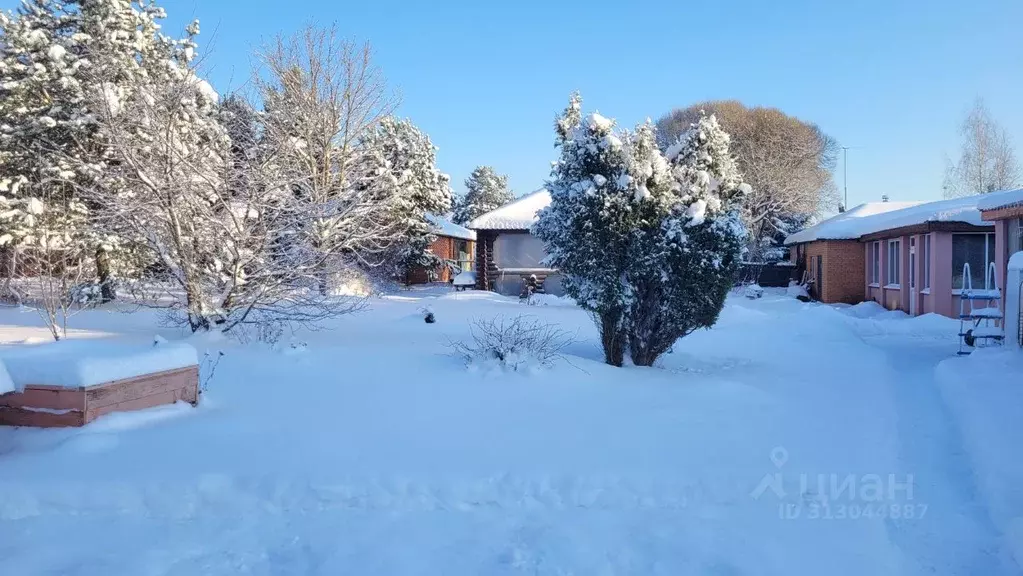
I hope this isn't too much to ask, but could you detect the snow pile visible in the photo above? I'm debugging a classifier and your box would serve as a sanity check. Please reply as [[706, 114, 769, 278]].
[[786, 281, 809, 299], [0, 339, 198, 390], [976, 188, 1023, 211], [743, 284, 764, 299], [426, 213, 476, 241], [0, 360, 14, 394], [467, 189, 551, 230], [937, 348, 1023, 568], [525, 293, 577, 307]]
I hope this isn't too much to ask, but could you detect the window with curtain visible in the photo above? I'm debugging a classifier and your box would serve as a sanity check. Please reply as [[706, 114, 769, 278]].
[[887, 239, 900, 286], [923, 234, 931, 290], [951, 233, 995, 290]]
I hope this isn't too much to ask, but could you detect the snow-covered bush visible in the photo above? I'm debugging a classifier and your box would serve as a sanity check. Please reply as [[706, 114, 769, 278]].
[[535, 94, 748, 367], [452, 315, 572, 371]]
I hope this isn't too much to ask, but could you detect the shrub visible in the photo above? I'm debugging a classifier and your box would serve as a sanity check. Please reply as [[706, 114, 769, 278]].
[[452, 315, 572, 371]]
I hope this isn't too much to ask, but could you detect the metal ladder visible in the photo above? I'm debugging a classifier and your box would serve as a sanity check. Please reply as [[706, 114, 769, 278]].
[[958, 262, 1004, 355]]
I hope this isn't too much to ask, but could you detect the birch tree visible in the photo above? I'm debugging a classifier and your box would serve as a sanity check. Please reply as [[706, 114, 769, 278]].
[[943, 98, 1021, 198]]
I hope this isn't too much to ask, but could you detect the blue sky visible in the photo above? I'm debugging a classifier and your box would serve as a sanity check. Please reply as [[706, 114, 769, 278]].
[[7, 0, 1023, 209]]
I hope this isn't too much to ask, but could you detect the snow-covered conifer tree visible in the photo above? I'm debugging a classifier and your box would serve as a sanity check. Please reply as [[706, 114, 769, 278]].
[[451, 166, 514, 225], [361, 117, 452, 283], [625, 113, 749, 366], [536, 94, 748, 367], [0, 0, 196, 301], [534, 95, 635, 366]]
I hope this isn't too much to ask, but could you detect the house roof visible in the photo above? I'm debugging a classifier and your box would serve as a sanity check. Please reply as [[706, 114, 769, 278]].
[[783, 202, 921, 245], [784, 195, 996, 245], [427, 213, 476, 241], [468, 189, 551, 231], [977, 188, 1023, 212]]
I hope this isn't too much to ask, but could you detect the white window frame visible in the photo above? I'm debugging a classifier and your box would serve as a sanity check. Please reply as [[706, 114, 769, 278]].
[[869, 241, 880, 286], [886, 239, 901, 288], [922, 234, 931, 293], [951, 232, 996, 293]]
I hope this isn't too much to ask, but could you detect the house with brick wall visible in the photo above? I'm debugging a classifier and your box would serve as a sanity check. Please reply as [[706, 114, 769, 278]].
[[786, 195, 998, 318], [405, 214, 476, 285], [784, 202, 920, 303]]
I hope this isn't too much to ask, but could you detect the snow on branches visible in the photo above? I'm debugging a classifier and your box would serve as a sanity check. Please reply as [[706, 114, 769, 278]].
[[535, 93, 749, 367], [452, 166, 514, 225], [359, 117, 453, 281]]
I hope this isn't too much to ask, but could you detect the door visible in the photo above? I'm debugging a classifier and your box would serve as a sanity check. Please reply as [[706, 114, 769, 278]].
[[909, 237, 917, 316], [815, 255, 823, 301]]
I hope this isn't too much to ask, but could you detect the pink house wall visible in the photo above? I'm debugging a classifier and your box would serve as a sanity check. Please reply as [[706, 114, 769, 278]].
[[863, 231, 961, 318], [995, 219, 1009, 309]]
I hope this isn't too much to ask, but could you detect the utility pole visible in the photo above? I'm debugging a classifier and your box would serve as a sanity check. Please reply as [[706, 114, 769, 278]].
[[842, 146, 849, 211]]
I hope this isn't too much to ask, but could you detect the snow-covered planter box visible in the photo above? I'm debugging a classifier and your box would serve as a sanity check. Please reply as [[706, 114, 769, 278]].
[[0, 340, 199, 428]]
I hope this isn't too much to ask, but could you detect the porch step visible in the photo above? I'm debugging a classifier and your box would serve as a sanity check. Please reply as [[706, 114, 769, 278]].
[[958, 332, 1005, 340], [960, 307, 1003, 320], [960, 289, 1001, 301]]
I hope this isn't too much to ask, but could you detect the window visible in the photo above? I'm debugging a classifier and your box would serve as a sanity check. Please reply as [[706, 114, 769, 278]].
[[493, 233, 548, 269], [453, 239, 473, 272], [887, 239, 900, 286], [952, 233, 996, 290], [909, 237, 916, 289], [1012, 218, 1023, 257], [923, 234, 931, 290], [870, 241, 880, 285]]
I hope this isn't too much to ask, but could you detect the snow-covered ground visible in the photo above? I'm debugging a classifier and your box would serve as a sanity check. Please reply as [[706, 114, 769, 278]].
[[0, 287, 1020, 575]]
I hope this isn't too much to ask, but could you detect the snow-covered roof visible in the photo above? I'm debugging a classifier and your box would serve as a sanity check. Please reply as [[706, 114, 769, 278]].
[[784, 202, 922, 245], [976, 188, 1023, 212], [468, 189, 551, 231], [785, 195, 995, 245], [427, 213, 476, 241]]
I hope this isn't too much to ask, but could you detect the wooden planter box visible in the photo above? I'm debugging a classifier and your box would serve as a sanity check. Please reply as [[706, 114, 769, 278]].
[[0, 365, 198, 428]]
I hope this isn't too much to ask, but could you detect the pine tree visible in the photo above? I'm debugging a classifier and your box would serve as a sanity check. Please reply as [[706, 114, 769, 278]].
[[0, 0, 201, 302], [452, 166, 514, 225], [361, 117, 452, 282]]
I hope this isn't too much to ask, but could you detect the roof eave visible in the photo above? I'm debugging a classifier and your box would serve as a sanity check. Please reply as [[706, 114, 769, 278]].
[[858, 220, 993, 241], [981, 204, 1023, 221]]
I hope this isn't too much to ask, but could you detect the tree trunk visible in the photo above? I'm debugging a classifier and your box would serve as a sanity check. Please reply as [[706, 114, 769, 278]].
[[318, 265, 330, 296], [598, 308, 625, 367], [627, 281, 671, 367], [95, 247, 116, 303]]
